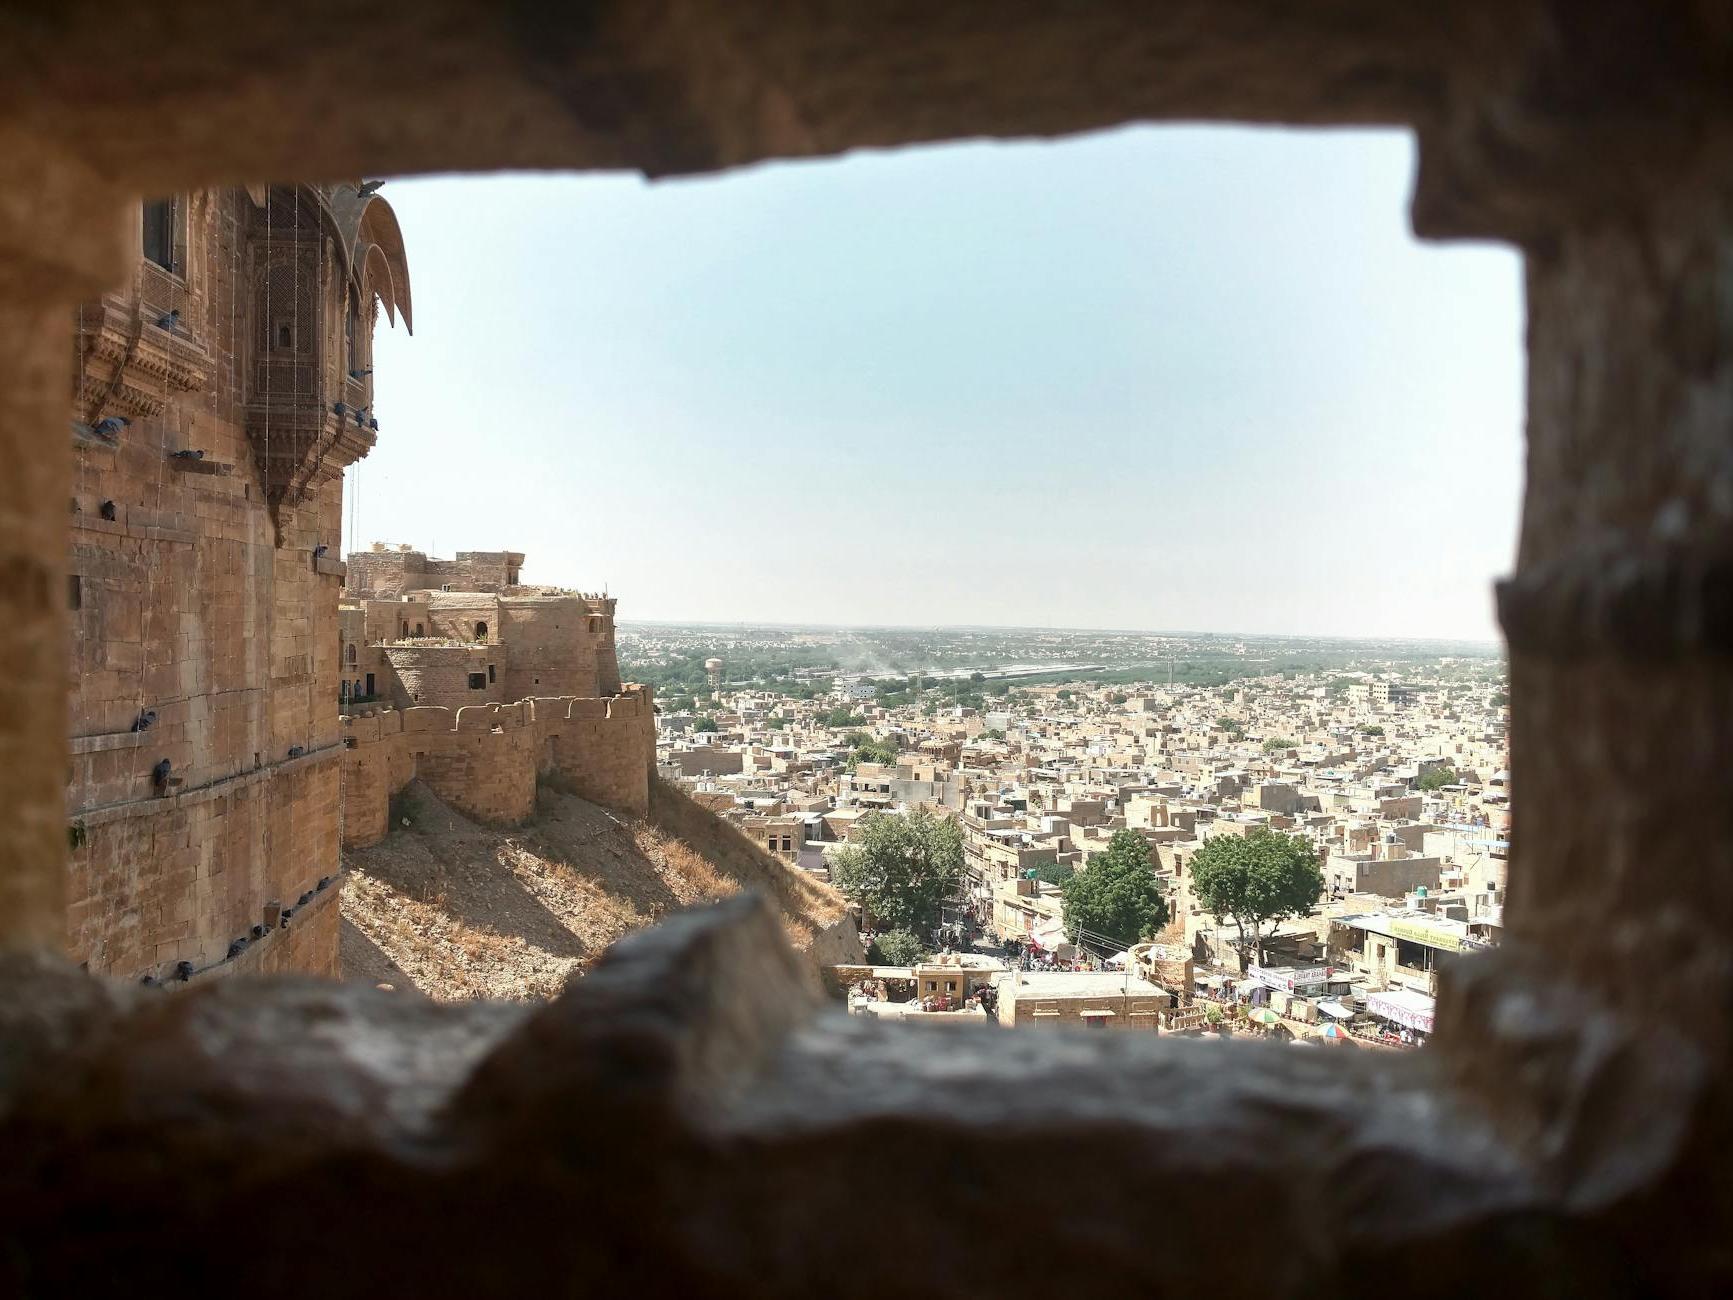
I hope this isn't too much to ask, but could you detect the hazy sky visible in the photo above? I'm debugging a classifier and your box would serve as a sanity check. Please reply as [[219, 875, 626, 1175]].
[[358, 126, 1522, 641]]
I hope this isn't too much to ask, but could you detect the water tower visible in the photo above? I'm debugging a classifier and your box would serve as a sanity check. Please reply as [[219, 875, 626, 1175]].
[[705, 657, 724, 693]]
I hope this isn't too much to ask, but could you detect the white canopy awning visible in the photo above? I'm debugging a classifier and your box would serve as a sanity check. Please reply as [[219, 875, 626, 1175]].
[[1366, 988, 1435, 1033]]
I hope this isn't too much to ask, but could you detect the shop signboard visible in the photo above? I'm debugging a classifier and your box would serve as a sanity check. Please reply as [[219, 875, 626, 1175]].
[[1250, 964, 1336, 993], [1389, 918, 1464, 952]]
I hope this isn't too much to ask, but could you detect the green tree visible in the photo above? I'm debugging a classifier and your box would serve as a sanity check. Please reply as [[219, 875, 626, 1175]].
[[1189, 829, 1324, 973], [1358, 724, 1384, 737], [1262, 736, 1296, 753], [1033, 858, 1073, 886], [1416, 765, 1456, 791], [847, 739, 898, 771], [829, 809, 964, 938], [1060, 830, 1169, 949], [692, 716, 719, 733], [868, 928, 926, 966], [821, 705, 862, 728]]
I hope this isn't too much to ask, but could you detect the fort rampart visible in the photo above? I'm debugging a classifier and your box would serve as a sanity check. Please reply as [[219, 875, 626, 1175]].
[[340, 685, 656, 845]]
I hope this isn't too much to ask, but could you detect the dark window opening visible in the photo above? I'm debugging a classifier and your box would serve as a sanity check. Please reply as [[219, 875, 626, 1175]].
[[414, 623, 423, 636], [274, 319, 294, 351], [142, 199, 175, 271], [1396, 938, 1435, 971], [68, 575, 82, 610], [488, 664, 496, 684], [365, 673, 375, 697], [468, 673, 486, 690], [475, 622, 487, 640]]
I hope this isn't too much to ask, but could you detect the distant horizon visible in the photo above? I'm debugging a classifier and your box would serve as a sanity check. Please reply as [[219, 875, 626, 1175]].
[[616, 615, 1502, 649]]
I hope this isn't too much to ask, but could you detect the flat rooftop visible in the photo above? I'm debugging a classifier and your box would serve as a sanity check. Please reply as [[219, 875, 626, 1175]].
[[1002, 971, 1164, 998]]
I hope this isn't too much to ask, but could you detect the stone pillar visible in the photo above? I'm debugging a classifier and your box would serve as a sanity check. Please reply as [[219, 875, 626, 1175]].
[[1497, 189, 1733, 1057], [0, 131, 130, 950]]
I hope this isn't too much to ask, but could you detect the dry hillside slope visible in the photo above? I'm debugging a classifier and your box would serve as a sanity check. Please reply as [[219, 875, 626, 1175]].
[[341, 776, 860, 1000]]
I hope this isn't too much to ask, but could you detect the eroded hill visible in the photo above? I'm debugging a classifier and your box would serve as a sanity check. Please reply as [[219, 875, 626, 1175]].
[[341, 776, 860, 1000]]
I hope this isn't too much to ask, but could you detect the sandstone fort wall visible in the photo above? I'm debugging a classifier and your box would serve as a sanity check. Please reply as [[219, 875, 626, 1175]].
[[340, 685, 655, 847], [68, 747, 341, 978]]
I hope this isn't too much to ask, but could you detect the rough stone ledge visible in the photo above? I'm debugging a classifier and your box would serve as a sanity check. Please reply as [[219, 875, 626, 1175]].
[[1498, 535, 1733, 660], [67, 730, 147, 756], [68, 741, 343, 827], [0, 895, 1718, 1295]]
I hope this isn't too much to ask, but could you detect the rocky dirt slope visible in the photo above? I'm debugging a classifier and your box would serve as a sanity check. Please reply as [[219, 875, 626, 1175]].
[[341, 776, 859, 1000]]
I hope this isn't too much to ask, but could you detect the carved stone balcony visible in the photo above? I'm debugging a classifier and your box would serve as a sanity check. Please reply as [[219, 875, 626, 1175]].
[[246, 387, 376, 514]]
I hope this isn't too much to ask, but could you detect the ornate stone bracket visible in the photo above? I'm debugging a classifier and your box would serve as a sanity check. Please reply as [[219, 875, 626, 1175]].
[[76, 297, 211, 423]]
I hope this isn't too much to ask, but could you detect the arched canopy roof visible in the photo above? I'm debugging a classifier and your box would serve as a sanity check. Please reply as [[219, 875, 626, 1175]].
[[325, 181, 413, 334]]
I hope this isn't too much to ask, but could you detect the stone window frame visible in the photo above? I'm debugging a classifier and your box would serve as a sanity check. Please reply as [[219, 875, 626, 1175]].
[[0, 7, 1725, 1291]]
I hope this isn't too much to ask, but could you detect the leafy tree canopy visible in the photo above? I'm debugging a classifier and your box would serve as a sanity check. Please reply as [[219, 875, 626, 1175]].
[[868, 928, 926, 966], [848, 739, 899, 771], [830, 809, 964, 937], [692, 716, 719, 733], [821, 706, 863, 728], [1060, 830, 1169, 949], [1416, 765, 1457, 791], [1189, 829, 1323, 972], [1262, 736, 1296, 753]]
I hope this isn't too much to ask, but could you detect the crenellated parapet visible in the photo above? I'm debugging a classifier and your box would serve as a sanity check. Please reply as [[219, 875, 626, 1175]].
[[340, 685, 655, 846]]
